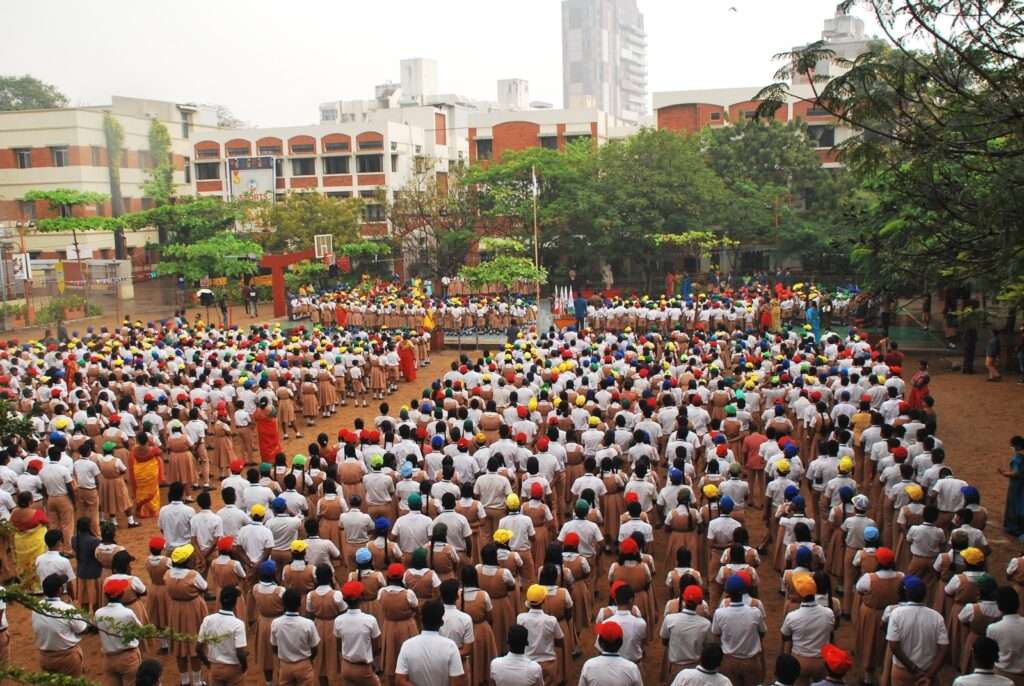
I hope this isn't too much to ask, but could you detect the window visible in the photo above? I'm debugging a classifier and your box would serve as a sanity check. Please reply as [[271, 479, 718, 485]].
[[563, 135, 590, 146], [226, 147, 250, 157], [14, 148, 32, 169], [194, 162, 220, 180], [357, 154, 383, 173], [390, 154, 398, 173], [742, 111, 756, 119], [807, 124, 835, 148], [181, 113, 192, 139], [197, 148, 219, 159], [91, 146, 102, 166], [50, 146, 69, 167], [359, 191, 377, 199], [807, 106, 830, 117], [326, 191, 352, 199], [363, 204, 385, 222], [321, 108, 338, 122], [358, 139, 383, 150], [184, 156, 191, 183], [274, 159, 283, 177], [323, 156, 350, 175], [19, 200, 36, 221], [324, 141, 349, 152], [475, 139, 493, 161], [138, 150, 151, 169], [258, 145, 282, 156], [710, 112, 722, 121], [539, 136, 558, 150], [291, 143, 315, 154], [291, 158, 316, 176]]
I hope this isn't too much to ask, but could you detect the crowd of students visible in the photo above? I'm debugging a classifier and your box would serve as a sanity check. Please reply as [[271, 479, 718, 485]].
[[0, 292, 1021, 686]]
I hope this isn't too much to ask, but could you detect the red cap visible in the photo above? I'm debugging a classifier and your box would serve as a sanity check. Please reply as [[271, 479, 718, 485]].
[[229, 459, 244, 474], [624, 491, 639, 504], [515, 432, 527, 444], [716, 444, 728, 457], [149, 536, 166, 551], [620, 538, 639, 555], [876, 547, 895, 566], [563, 532, 580, 547], [536, 437, 549, 451], [457, 438, 470, 449], [821, 644, 853, 675], [217, 536, 234, 552], [342, 581, 365, 599], [890, 446, 908, 460], [517, 406, 528, 419], [103, 578, 131, 597], [683, 585, 704, 604], [386, 563, 405, 579], [50, 388, 62, 398], [530, 482, 544, 498], [609, 580, 627, 598], [736, 570, 753, 587], [176, 393, 188, 402], [595, 621, 624, 643], [27, 459, 43, 472]]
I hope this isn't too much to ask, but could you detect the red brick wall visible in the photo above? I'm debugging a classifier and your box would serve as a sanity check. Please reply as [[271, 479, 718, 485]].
[[194, 140, 220, 157], [323, 175, 353, 187], [360, 223, 388, 238], [0, 196, 149, 221], [224, 138, 252, 155], [729, 99, 788, 124], [657, 104, 727, 133], [256, 136, 283, 152], [493, 121, 541, 160], [288, 135, 316, 154], [321, 133, 351, 150], [556, 124, 566, 152], [815, 148, 840, 164], [791, 100, 835, 123], [435, 113, 447, 145], [0, 144, 157, 169], [357, 174, 385, 186], [290, 177, 317, 189], [196, 180, 223, 192]]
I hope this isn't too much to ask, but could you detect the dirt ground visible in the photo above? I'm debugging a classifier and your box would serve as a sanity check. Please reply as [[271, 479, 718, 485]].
[[3, 349, 1022, 686]]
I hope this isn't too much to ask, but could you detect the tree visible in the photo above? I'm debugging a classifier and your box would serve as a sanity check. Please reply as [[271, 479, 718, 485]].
[[0, 74, 67, 111], [214, 104, 246, 128], [459, 256, 547, 292], [256, 192, 363, 253], [386, 159, 479, 280], [143, 119, 174, 207], [103, 112, 127, 259], [124, 197, 245, 245], [155, 233, 263, 283]]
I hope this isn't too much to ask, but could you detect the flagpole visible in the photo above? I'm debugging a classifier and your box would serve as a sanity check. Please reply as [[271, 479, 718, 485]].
[[532, 165, 541, 312]]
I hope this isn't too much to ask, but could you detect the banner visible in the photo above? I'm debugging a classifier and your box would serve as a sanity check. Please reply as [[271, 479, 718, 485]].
[[227, 156, 275, 202]]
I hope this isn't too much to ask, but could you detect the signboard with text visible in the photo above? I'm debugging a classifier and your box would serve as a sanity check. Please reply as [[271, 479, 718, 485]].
[[227, 156, 276, 203]]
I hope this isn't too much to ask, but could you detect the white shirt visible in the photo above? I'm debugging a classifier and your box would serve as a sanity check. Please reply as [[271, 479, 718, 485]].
[[578, 653, 644, 686], [885, 603, 950, 670], [711, 603, 765, 659], [158, 501, 196, 547], [599, 609, 647, 662], [38, 462, 73, 497], [516, 608, 563, 662], [333, 609, 381, 664], [395, 631, 465, 686], [217, 505, 252, 538], [190, 510, 224, 551], [31, 597, 87, 650], [237, 522, 274, 563], [198, 609, 247, 664], [661, 609, 711, 665], [987, 614, 1024, 674], [490, 653, 544, 686], [440, 604, 475, 650], [780, 602, 835, 657], [72, 458, 101, 490], [270, 612, 320, 661], [94, 602, 141, 653], [672, 667, 733, 686], [952, 671, 1014, 686], [35, 550, 75, 586]]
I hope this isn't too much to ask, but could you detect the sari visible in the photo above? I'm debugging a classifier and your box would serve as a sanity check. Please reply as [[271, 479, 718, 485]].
[[398, 340, 416, 382], [11, 506, 48, 592], [255, 406, 282, 463], [130, 445, 163, 518]]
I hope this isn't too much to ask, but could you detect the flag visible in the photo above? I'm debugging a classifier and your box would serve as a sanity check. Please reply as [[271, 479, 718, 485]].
[[531, 166, 539, 199]]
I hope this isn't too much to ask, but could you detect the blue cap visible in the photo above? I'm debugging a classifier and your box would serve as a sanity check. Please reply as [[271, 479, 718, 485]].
[[902, 575, 926, 600], [784, 443, 799, 457], [431, 435, 444, 449], [961, 485, 979, 500], [864, 526, 880, 542], [669, 468, 683, 484], [400, 463, 413, 478], [49, 431, 62, 442], [795, 545, 812, 566], [355, 547, 372, 565], [271, 497, 287, 512], [838, 485, 855, 501], [784, 485, 800, 500], [724, 575, 747, 595], [257, 560, 277, 577], [713, 434, 727, 445], [792, 495, 805, 510], [719, 496, 734, 512], [374, 516, 391, 532]]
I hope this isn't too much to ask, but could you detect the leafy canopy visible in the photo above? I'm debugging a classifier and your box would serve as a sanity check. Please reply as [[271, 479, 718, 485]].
[[256, 191, 363, 253], [156, 233, 263, 283], [0, 74, 68, 111]]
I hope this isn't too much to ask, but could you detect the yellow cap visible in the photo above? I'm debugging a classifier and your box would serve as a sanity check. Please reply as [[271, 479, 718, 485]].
[[493, 528, 513, 545], [792, 572, 816, 597], [251, 504, 266, 517], [290, 539, 308, 553], [702, 483, 719, 499], [171, 544, 195, 564], [55, 417, 71, 430], [475, 432, 487, 444], [505, 493, 521, 510], [905, 484, 923, 501], [526, 584, 547, 604], [838, 457, 853, 474], [776, 459, 791, 474], [962, 547, 984, 565], [575, 395, 586, 407], [588, 416, 600, 427]]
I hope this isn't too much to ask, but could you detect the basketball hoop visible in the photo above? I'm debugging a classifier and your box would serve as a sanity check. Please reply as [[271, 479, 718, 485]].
[[314, 234, 333, 259]]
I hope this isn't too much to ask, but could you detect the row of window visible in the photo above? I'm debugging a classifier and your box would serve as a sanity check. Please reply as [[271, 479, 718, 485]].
[[194, 154, 394, 182], [474, 134, 592, 160], [199, 139, 382, 160], [12, 145, 164, 169]]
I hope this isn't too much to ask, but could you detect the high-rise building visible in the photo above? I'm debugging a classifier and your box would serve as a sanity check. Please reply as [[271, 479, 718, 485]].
[[561, 0, 647, 123]]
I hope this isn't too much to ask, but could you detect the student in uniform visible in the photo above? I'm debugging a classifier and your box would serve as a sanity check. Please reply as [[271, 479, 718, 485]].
[[886, 575, 950, 686], [395, 601, 466, 686], [813, 644, 854, 686], [671, 644, 733, 686], [516, 584, 563, 686], [712, 574, 767, 686], [780, 573, 836, 686], [31, 573, 88, 678], [490, 625, 543, 686], [95, 578, 144, 686], [333, 580, 383, 686], [954, 637, 1014, 686], [578, 620, 644, 686], [198, 586, 249, 686], [270, 588, 320, 686]]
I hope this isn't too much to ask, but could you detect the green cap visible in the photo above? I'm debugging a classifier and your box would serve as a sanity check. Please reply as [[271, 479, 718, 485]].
[[292, 454, 306, 467], [102, 441, 116, 453], [574, 498, 590, 513], [259, 462, 271, 474], [370, 454, 384, 468], [408, 492, 422, 509]]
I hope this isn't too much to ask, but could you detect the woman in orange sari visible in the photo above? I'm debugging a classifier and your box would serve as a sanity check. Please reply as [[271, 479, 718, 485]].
[[11, 491, 49, 592], [254, 397, 282, 464], [129, 432, 163, 518], [398, 336, 417, 382]]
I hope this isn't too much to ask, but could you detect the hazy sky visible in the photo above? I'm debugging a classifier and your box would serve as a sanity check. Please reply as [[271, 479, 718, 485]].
[[1, 0, 878, 128]]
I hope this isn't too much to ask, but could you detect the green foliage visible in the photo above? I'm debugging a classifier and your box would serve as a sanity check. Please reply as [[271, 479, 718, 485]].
[[35, 295, 100, 325], [0, 75, 68, 111], [459, 256, 547, 290], [156, 233, 263, 283], [144, 119, 174, 206], [285, 260, 329, 291], [257, 192, 363, 253], [478, 237, 526, 255], [0, 399, 34, 442], [123, 197, 245, 244], [23, 189, 109, 209], [337, 240, 391, 258], [0, 302, 26, 319], [35, 216, 124, 233]]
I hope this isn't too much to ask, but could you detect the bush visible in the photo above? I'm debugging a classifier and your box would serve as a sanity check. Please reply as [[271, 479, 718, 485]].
[[35, 295, 99, 325]]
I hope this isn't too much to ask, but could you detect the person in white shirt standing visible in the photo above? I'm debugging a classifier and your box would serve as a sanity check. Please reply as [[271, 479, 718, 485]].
[[490, 625, 543, 686], [395, 601, 466, 686], [198, 586, 248, 686], [333, 580, 382, 686], [954, 637, 1014, 686], [986, 587, 1024, 686], [95, 578, 143, 686], [712, 574, 767, 686], [516, 584, 563, 686], [671, 644, 732, 686], [886, 575, 949, 686], [271, 588, 320, 686], [780, 573, 835, 685], [578, 620, 643, 686], [31, 573, 88, 677]]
